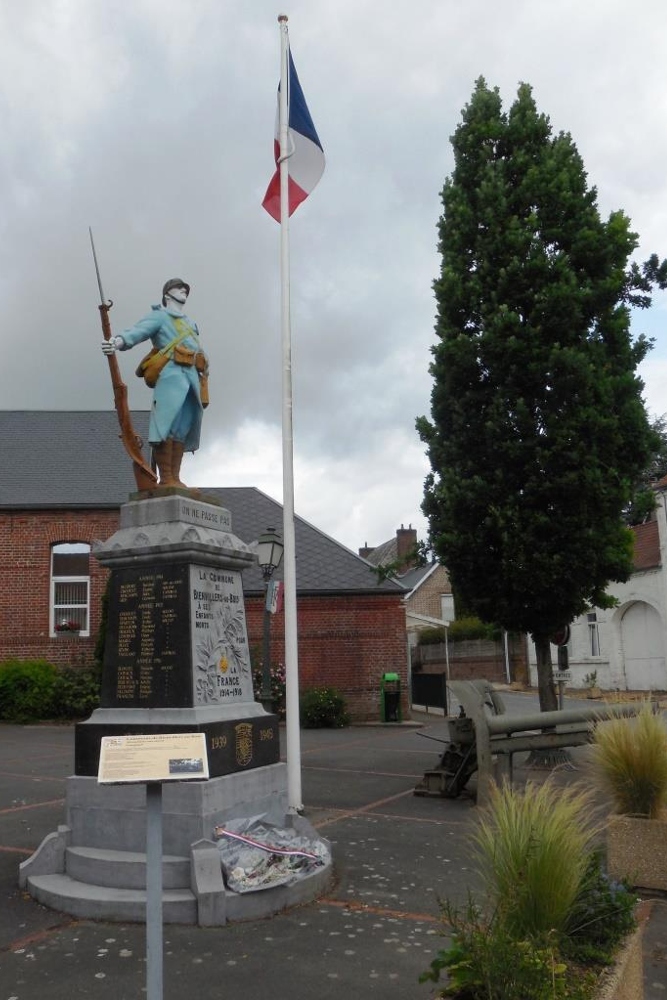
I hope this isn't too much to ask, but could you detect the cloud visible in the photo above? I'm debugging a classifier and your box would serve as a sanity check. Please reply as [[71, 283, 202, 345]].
[[192, 417, 429, 551], [1, 0, 666, 553], [640, 355, 667, 422]]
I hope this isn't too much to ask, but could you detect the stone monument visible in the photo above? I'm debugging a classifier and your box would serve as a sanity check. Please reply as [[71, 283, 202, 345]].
[[20, 492, 330, 925], [75, 493, 279, 776]]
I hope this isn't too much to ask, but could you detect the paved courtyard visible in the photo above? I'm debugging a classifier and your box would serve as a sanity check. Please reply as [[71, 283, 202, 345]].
[[0, 701, 665, 998]]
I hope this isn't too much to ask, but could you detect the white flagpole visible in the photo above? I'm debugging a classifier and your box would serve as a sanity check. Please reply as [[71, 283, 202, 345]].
[[277, 14, 303, 813]]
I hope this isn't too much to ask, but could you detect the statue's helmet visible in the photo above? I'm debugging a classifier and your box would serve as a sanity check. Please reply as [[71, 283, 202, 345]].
[[162, 278, 190, 305]]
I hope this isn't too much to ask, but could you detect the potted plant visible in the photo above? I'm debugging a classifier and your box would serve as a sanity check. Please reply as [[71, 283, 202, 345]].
[[54, 619, 81, 634], [583, 670, 602, 699], [591, 702, 667, 891]]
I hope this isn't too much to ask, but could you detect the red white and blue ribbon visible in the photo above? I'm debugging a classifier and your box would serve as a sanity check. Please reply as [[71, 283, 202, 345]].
[[215, 825, 322, 862]]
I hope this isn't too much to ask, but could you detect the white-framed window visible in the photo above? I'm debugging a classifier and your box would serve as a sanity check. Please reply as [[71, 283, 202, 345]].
[[440, 593, 455, 625], [587, 611, 601, 657], [51, 543, 90, 636]]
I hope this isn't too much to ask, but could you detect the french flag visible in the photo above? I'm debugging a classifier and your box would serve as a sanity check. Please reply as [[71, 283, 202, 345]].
[[262, 51, 325, 222]]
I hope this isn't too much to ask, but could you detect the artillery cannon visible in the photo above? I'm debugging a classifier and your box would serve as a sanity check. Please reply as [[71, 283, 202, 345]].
[[414, 679, 644, 805]]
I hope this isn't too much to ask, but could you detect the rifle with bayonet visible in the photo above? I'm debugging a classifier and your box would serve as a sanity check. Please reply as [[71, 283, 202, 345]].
[[89, 227, 158, 491]]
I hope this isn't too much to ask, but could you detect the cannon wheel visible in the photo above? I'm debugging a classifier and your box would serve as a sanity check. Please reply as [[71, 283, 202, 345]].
[[440, 743, 477, 798]]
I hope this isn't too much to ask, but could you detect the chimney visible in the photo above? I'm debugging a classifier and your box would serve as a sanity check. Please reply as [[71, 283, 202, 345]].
[[396, 524, 418, 568]]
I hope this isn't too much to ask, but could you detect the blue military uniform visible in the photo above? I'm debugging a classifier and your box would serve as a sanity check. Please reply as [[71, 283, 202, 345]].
[[119, 304, 206, 453]]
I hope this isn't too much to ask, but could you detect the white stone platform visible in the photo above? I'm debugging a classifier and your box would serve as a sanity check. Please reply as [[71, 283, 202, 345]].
[[20, 764, 332, 925]]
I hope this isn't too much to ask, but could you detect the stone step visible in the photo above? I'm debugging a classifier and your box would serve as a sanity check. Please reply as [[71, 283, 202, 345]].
[[66, 846, 190, 890], [27, 873, 197, 924]]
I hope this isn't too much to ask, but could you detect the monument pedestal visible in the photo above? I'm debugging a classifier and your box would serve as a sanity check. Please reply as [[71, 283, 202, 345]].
[[20, 494, 331, 924]]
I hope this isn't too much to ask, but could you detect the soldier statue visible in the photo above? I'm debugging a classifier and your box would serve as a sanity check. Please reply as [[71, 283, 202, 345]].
[[101, 278, 208, 490]]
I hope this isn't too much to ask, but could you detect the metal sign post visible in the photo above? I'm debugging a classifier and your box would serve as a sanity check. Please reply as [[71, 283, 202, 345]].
[[97, 733, 210, 1000], [146, 782, 164, 1000], [551, 626, 572, 710], [555, 646, 571, 710]]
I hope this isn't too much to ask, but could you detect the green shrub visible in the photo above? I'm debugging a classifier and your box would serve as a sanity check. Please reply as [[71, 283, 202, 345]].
[[591, 702, 667, 818], [564, 851, 637, 964], [473, 780, 598, 939], [420, 897, 573, 1000], [51, 665, 101, 720], [93, 577, 110, 665], [417, 618, 501, 645], [417, 625, 450, 645], [300, 686, 350, 728], [0, 659, 58, 722], [448, 617, 502, 642], [0, 659, 101, 723]]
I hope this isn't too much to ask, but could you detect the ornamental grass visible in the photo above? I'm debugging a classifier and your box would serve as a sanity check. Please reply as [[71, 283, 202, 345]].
[[590, 702, 667, 819], [473, 780, 599, 939]]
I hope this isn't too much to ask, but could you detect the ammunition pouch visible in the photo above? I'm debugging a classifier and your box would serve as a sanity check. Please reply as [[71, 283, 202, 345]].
[[199, 373, 210, 408], [194, 351, 209, 406], [135, 324, 207, 390], [173, 344, 196, 366], [136, 348, 170, 388]]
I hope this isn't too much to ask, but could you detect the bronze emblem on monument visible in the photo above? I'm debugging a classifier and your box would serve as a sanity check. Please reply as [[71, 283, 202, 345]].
[[235, 723, 253, 767]]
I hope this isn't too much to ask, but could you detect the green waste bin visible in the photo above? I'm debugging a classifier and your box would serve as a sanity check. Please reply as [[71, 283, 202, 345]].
[[380, 672, 401, 723]]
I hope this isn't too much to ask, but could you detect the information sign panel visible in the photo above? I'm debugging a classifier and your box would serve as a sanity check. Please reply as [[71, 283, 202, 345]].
[[98, 732, 209, 784]]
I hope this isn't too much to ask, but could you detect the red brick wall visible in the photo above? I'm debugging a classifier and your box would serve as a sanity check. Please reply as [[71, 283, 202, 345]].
[[1, 509, 409, 720], [418, 657, 508, 684], [245, 593, 409, 721], [411, 635, 529, 686], [0, 510, 117, 666]]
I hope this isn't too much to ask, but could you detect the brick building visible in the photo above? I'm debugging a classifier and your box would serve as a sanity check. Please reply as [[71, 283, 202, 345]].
[[359, 524, 454, 642], [360, 525, 529, 694], [0, 411, 408, 721]]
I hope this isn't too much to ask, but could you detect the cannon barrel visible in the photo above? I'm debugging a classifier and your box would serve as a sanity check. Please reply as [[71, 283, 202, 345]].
[[486, 702, 642, 736], [416, 681, 651, 805]]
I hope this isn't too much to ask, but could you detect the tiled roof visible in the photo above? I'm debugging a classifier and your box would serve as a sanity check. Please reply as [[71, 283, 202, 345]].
[[205, 488, 405, 595], [632, 519, 661, 571], [0, 411, 404, 597], [0, 410, 150, 507], [398, 562, 438, 594], [362, 537, 397, 567]]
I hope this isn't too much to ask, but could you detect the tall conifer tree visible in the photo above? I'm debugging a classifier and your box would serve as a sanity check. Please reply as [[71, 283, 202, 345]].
[[418, 79, 667, 709]]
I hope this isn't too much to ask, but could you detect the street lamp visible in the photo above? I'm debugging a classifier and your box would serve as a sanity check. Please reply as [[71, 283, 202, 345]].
[[256, 527, 284, 712]]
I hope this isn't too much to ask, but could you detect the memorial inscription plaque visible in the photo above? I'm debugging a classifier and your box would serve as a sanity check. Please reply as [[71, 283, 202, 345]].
[[191, 565, 252, 705], [102, 563, 253, 710], [102, 565, 192, 708]]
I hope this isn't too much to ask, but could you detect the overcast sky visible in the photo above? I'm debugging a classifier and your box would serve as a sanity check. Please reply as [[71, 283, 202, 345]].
[[3, 0, 667, 552]]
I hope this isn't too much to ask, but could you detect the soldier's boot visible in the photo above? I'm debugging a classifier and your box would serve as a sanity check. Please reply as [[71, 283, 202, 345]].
[[153, 440, 177, 486], [171, 441, 200, 495]]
